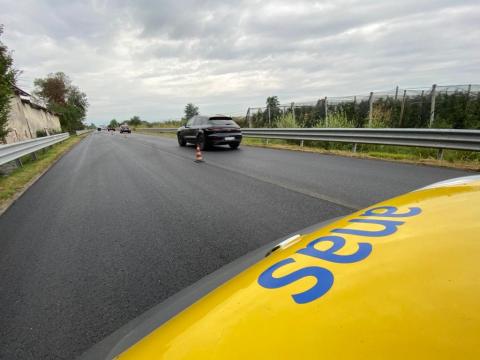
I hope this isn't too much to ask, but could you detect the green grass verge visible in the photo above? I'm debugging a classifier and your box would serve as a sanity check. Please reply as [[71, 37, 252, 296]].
[[0, 134, 86, 208]]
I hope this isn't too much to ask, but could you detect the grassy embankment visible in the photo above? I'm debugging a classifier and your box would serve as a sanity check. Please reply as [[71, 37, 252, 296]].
[[0, 134, 86, 211]]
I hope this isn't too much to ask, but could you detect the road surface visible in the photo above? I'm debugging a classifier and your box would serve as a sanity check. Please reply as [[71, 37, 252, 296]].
[[0, 131, 472, 359]]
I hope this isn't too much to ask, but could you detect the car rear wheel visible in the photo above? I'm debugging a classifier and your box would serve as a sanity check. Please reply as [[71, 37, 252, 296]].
[[177, 135, 186, 147], [229, 142, 240, 149]]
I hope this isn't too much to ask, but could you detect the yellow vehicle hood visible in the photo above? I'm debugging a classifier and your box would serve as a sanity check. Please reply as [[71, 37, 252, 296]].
[[113, 176, 480, 359]]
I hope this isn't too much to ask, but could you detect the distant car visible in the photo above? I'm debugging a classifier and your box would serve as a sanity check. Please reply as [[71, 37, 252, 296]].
[[120, 125, 131, 134], [177, 115, 242, 150], [107, 127, 116, 131]]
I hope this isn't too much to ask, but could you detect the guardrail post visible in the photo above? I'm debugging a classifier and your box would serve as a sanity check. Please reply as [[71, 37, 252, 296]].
[[15, 158, 23, 168], [31, 151, 37, 161], [437, 148, 444, 160], [368, 92, 374, 127], [300, 140, 304, 147], [353, 143, 357, 152], [429, 84, 437, 128]]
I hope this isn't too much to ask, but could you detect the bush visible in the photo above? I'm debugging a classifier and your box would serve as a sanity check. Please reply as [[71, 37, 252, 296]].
[[275, 113, 298, 128], [321, 110, 354, 128], [36, 129, 48, 137]]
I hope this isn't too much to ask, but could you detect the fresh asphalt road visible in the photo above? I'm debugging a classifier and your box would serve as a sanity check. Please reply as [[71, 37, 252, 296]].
[[0, 131, 472, 359]]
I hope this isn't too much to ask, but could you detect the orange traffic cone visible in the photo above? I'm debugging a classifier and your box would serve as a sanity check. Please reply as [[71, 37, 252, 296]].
[[195, 143, 204, 163]]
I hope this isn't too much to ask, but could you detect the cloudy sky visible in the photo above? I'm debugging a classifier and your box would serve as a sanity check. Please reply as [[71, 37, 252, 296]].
[[1, 0, 479, 124]]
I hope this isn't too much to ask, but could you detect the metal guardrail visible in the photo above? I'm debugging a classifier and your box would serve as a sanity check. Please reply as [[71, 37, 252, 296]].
[[0, 133, 70, 166], [241, 128, 480, 152], [76, 129, 94, 136], [137, 127, 480, 152]]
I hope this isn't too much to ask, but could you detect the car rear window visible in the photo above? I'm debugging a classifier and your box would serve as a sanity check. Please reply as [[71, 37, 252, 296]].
[[208, 119, 237, 126]]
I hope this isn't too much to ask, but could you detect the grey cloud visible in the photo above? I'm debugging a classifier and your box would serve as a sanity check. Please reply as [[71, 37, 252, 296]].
[[0, 0, 478, 123]]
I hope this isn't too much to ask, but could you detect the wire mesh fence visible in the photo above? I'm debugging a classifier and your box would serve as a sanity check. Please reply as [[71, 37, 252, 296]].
[[244, 84, 480, 129]]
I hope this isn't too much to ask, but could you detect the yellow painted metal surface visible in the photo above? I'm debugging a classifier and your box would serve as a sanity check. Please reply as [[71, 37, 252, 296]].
[[118, 178, 480, 359]]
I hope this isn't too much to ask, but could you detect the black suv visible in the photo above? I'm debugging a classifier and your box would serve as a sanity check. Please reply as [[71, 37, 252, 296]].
[[177, 115, 242, 150]]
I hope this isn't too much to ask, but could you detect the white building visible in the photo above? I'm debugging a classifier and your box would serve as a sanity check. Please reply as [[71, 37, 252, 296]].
[[3, 86, 62, 144]]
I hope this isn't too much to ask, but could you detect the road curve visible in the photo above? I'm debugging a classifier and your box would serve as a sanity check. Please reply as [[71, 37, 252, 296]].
[[0, 131, 471, 359]]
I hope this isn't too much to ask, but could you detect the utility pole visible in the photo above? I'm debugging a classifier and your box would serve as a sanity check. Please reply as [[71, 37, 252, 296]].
[[291, 102, 296, 122], [368, 92, 374, 127], [429, 84, 437, 128]]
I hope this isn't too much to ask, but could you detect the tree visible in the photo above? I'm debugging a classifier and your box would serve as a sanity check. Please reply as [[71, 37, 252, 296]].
[[265, 96, 281, 126], [184, 103, 199, 120], [128, 115, 141, 126], [108, 119, 119, 128], [33, 72, 88, 133], [0, 25, 20, 141], [67, 85, 88, 119], [34, 72, 70, 105]]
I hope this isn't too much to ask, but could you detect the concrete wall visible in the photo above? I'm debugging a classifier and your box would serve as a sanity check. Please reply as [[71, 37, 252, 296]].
[[4, 95, 62, 144]]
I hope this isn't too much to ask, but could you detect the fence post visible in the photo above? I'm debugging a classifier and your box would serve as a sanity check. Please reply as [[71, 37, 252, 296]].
[[420, 90, 425, 124], [353, 96, 357, 121], [246, 108, 252, 128], [429, 84, 437, 128], [324, 97, 328, 127], [465, 84, 472, 111], [267, 105, 271, 127], [394, 86, 399, 100], [399, 90, 407, 127], [368, 92, 374, 127]]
